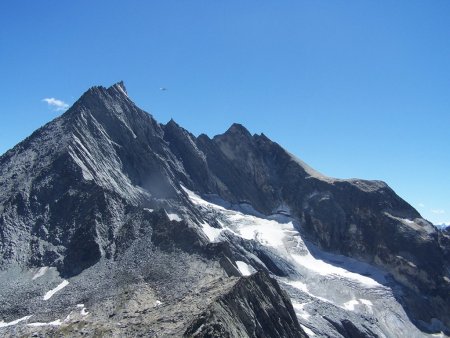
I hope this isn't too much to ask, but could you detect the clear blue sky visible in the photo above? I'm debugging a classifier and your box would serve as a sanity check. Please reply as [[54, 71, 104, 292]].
[[1, 1, 449, 225]]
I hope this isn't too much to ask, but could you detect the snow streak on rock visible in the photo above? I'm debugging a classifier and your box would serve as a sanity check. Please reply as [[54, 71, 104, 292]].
[[43, 280, 69, 300], [183, 185, 437, 338]]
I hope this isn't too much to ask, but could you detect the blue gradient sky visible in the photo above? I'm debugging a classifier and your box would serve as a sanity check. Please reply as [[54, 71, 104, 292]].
[[1, 1, 449, 224]]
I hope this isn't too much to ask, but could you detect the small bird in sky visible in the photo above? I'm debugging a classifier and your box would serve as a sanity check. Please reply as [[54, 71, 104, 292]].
[[160, 87, 167, 91]]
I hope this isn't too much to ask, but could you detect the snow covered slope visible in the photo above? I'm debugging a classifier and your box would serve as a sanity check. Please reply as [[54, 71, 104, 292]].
[[0, 82, 448, 337], [182, 186, 448, 337]]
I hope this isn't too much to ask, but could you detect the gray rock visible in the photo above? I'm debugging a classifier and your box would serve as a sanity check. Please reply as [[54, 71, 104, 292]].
[[0, 82, 448, 337], [184, 271, 307, 338]]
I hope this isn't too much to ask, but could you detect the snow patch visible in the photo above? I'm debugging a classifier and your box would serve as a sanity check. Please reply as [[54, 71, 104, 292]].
[[32, 267, 48, 280], [228, 212, 294, 249], [200, 221, 223, 242], [431, 333, 447, 338], [286, 280, 334, 304], [360, 298, 373, 307], [343, 298, 373, 311], [0, 315, 32, 328], [184, 184, 386, 289], [181, 186, 226, 210], [292, 302, 311, 320], [287, 280, 309, 293], [76, 303, 89, 316], [236, 261, 252, 276], [183, 185, 383, 288], [290, 236, 385, 287], [182, 182, 434, 338], [300, 324, 316, 336], [291, 252, 382, 287], [343, 299, 360, 311], [43, 280, 69, 300], [27, 319, 62, 327], [167, 213, 182, 222], [116, 84, 128, 97]]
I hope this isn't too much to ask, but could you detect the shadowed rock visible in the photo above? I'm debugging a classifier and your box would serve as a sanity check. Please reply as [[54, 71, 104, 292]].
[[0, 82, 448, 336]]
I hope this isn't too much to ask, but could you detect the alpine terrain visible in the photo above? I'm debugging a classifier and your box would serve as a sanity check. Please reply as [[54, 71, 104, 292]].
[[0, 82, 449, 337]]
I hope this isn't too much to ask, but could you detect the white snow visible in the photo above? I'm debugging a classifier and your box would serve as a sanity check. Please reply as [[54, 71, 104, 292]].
[[360, 298, 373, 307], [343, 299, 360, 311], [343, 298, 373, 311], [27, 319, 62, 327], [116, 84, 128, 97], [154, 300, 162, 307], [292, 302, 311, 320], [167, 213, 182, 222], [0, 315, 32, 328], [235, 261, 252, 276], [76, 303, 89, 316], [181, 185, 232, 211], [228, 212, 294, 249], [287, 280, 309, 293], [32, 267, 48, 280], [182, 184, 435, 338], [200, 221, 223, 242], [43, 280, 69, 300], [431, 333, 446, 338], [181, 186, 294, 250], [143, 208, 154, 213], [291, 252, 382, 287], [286, 280, 334, 304], [183, 185, 384, 288], [300, 324, 316, 336]]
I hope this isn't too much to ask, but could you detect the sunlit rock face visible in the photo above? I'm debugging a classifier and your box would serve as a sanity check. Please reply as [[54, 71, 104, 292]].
[[0, 82, 448, 337]]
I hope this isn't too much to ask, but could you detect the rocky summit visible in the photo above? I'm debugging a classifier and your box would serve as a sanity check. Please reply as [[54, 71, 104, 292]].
[[0, 82, 449, 337]]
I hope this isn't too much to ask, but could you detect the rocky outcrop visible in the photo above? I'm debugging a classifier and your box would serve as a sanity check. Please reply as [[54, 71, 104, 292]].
[[184, 271, 307, 338], [0, 82, 449, 336], [191, 124, 450, 330]]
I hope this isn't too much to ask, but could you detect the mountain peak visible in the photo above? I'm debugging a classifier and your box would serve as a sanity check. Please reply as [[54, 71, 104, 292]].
[[108, 81, 128, 96], [166, 118, 179, 127], [73, 81, 129, 108], [222, 123, 252, 139], [1, 83, 449, 336]]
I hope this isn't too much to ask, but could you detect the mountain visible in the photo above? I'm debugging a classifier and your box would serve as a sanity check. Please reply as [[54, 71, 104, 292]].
[[436, 223, 450, 230], [0, 82, 448, 337]]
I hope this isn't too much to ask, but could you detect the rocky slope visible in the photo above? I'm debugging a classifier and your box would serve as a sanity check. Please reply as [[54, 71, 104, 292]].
[[0, 82, 448, 337]]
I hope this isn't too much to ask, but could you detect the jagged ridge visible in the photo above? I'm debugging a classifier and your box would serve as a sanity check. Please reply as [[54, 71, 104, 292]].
[[0, 82, 449, 336]]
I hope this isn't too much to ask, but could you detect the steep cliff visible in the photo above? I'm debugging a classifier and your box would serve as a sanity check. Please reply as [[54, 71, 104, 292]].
[[0, 82, 448, 337]]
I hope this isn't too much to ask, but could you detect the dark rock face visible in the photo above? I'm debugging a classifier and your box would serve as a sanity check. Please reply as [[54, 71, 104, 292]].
[[184, 271, 307, 338], [324, 317, 378, 338], [0, 82, 449, 336], [192, 125, 450, 331]]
